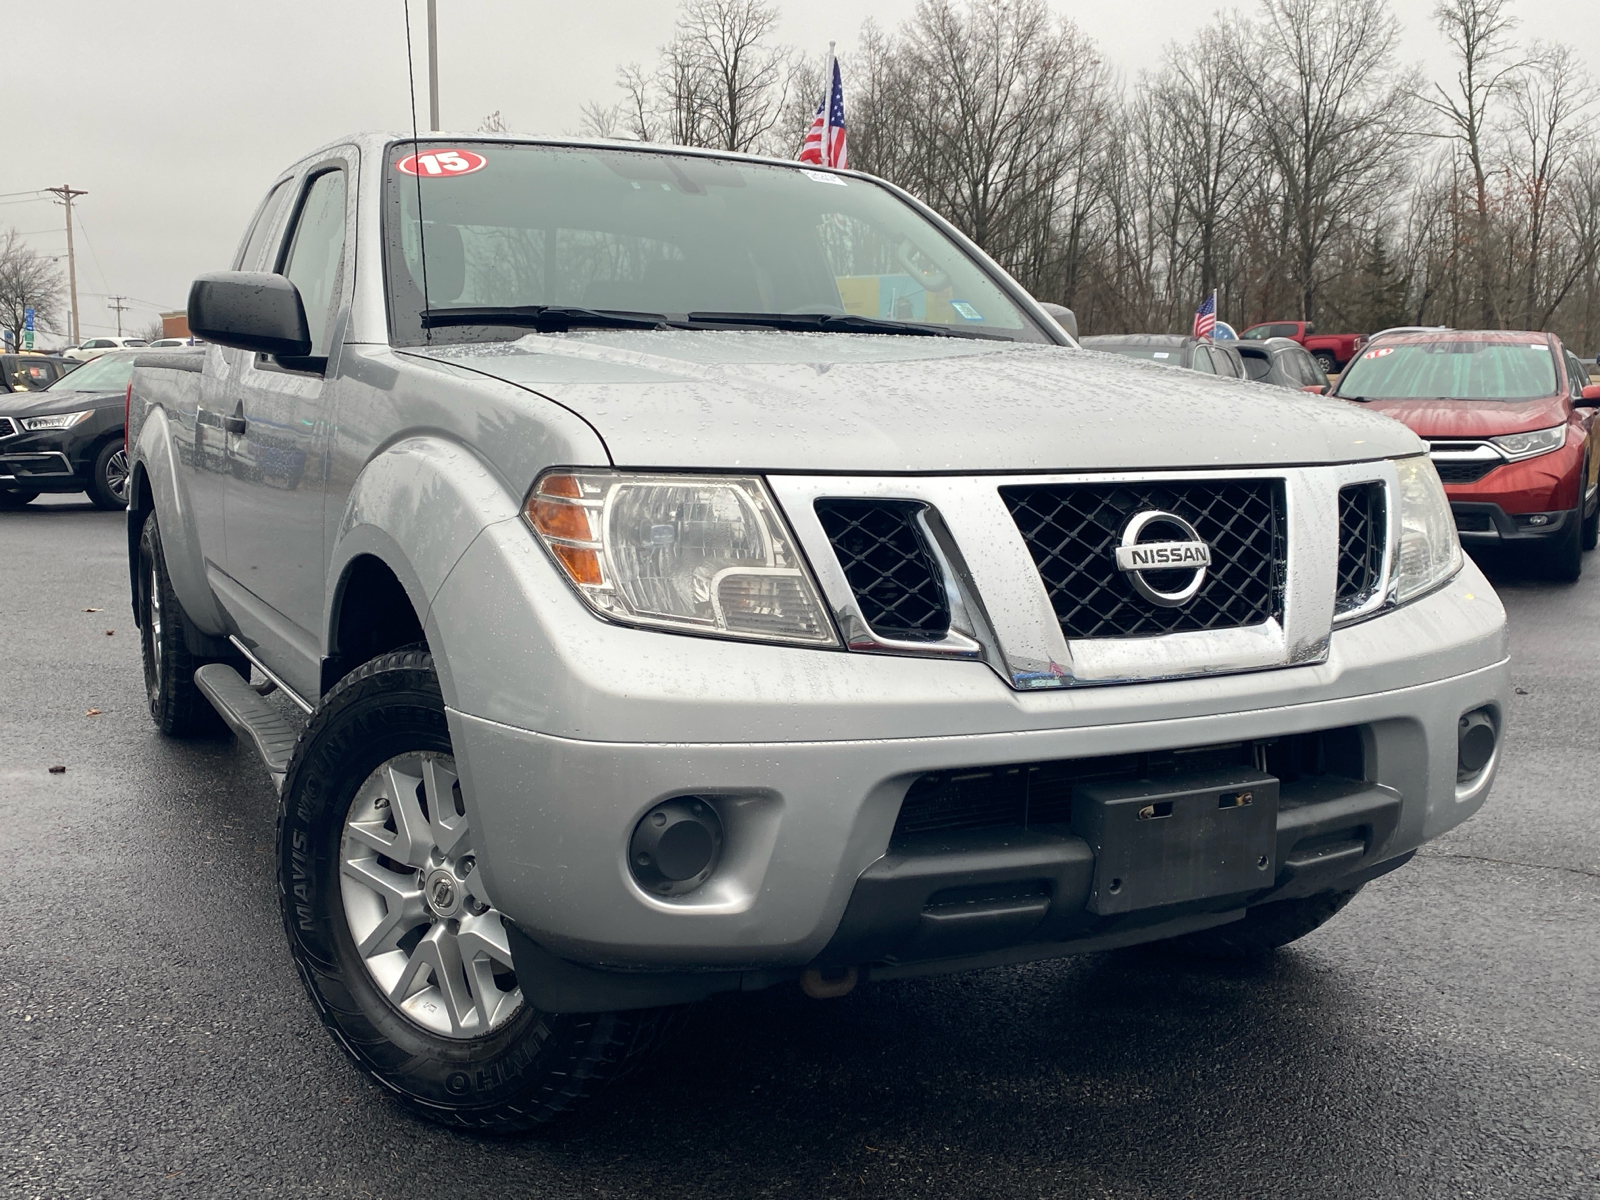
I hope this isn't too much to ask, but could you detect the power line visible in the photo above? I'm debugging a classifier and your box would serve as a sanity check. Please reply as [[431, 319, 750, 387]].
[[107, 295, 130, 337]]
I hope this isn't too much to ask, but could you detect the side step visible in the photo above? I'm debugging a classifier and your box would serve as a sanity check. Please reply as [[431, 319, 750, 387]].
[[194, 663, 301, 793]]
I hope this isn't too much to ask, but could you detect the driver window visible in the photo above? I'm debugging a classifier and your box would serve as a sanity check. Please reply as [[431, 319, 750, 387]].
[[277, 169, 348, 358]]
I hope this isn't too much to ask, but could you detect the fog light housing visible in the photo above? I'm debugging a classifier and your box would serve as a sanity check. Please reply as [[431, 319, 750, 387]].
[[1457, 709, 1496, 781], [629, 797, 724, 896]]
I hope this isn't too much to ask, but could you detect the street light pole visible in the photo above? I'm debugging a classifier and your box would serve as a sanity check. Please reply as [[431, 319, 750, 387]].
[[427, 0, 440, 131], [45, 184, 87, 345]]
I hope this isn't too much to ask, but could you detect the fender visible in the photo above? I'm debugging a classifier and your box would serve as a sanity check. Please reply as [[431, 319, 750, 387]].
[[325, 434, 523, 708], [132, 402, 232, 638]]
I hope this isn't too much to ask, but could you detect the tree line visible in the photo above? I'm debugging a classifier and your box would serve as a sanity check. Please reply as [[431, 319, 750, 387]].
[[582, 0, 1600, 350]]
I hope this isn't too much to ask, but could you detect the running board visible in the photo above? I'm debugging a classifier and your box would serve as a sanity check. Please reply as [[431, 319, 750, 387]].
[[194, 663, 300, 793]]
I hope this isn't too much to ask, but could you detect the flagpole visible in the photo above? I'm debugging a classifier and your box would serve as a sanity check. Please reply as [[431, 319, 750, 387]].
[[824, 41, 836, 155]]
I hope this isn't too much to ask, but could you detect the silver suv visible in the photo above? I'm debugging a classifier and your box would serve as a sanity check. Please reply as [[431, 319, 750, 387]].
[[124, 134, 1508, 1130]]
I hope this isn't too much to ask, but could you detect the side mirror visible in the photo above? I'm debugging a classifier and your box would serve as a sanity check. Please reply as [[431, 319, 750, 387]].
[[1037, 301, 1078, 341], [1579, 384, 1600, 406], [187, 272, 311, 358]]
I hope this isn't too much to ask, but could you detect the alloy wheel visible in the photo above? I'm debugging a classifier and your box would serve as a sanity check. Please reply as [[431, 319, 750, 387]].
[[340, 752, 522, 1039], [105, 448, 130, 502]]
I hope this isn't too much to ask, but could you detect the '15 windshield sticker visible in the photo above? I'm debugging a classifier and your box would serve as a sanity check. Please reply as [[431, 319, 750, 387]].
[[395, 149, 488, 177]]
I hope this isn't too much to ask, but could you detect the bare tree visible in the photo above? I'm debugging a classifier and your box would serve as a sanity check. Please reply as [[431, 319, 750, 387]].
[[0, 229, 64, 349], [1425, 0, 1522, 325], [1242, 0, 1421, 321]]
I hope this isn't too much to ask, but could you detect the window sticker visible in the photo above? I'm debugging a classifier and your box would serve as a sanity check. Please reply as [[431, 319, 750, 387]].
[[1152, 352, 1170, 359], [799, 168, 847, 185], [1363, 346, 1394, 359], [395, 149, 488, 177], [950, 300, 983, 321]]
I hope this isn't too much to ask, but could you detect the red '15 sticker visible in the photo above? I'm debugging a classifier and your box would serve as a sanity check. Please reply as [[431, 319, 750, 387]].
[[395, 149, 487, 177]]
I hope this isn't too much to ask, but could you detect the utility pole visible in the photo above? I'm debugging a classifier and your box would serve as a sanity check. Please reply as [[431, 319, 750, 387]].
[[45, 185, 87, 345], [107, 295, 129, 337], [426, 0, 440, 131]]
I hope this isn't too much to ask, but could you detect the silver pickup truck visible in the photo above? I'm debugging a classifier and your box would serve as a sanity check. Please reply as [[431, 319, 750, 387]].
[[126, 133, 1508, 1131]]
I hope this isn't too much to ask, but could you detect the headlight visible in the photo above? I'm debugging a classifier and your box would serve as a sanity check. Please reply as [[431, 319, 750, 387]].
[[1490, 425, 1566, 461], [20, 410, 93, 431], [525, 471, 838, 646], [1392, 455, 1463, 603]]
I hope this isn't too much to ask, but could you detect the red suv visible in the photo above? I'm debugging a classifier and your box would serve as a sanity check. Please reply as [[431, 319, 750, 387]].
[[1332, 329, 1600, 579]]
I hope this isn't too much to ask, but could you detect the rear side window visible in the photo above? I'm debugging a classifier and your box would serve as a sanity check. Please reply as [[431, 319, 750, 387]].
[[1241, 352, 1273, 382], [235, 178, 294, 272], [1190, 346, 1216, 374], [278, 169, 348, 357]]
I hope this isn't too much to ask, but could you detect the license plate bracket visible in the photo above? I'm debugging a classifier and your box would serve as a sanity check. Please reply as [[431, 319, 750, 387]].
[[1070, 768, 1278, 915]]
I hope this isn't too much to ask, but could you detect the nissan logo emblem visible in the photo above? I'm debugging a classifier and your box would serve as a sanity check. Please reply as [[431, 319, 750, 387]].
[[1113, 511, 1212, 607]]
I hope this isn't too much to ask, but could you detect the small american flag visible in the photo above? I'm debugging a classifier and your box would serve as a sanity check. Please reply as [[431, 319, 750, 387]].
[[798, 54, 848, 169], [1192, 290, 1217, 339]]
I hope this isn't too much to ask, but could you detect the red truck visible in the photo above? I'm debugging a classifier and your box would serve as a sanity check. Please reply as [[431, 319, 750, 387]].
[[1240, 321, 1365, 374]]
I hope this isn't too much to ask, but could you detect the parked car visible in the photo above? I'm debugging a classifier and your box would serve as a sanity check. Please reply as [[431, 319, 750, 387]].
[[0, 349, 153, 509], [1241, 321, 1364, 374], [148, 336, 202, 348], [1332, 329, 1600, 579], [0, 353, 76, 393], [1237, 337, 1331, 392], [126, 133, 1506, 1130], [1082, 333, 1246, 378], [63, 335, 149, 362]]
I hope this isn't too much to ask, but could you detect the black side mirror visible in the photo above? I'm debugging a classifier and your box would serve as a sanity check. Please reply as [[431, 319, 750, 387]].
[[188, 272, 311, 358]]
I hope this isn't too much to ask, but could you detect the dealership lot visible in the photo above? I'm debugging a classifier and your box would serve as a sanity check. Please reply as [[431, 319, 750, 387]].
[[1, 495, 1596, 1199]]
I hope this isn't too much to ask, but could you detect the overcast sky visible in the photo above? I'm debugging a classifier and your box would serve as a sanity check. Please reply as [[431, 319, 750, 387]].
[[9, 0, 1590, 343]]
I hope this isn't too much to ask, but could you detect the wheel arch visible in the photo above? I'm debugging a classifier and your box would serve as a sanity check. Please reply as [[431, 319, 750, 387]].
[[323, 434, 524, 702]]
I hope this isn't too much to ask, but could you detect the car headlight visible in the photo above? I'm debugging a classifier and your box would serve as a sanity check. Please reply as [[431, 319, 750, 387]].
[[1392, 454, 1463, 603], [1490, 424, 1566, 461], [20, 410, 93, 431], [525, 470, 839, 646]]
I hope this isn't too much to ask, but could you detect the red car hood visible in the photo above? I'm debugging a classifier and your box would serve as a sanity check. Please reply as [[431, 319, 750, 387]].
[[1360, 394, 1567, 439]]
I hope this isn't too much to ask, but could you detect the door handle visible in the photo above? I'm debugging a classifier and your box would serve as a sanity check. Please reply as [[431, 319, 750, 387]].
[[223, 415, 247, 435]]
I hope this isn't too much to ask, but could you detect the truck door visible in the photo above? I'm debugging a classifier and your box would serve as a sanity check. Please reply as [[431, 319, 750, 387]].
[[218, 159, 351, 698]]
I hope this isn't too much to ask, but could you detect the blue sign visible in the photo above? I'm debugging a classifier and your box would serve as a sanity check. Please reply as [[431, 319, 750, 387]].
[[22, 306, 34, 350]]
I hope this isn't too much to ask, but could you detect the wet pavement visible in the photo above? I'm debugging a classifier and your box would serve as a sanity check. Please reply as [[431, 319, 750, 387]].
[[2, 495, 1595, 1198]]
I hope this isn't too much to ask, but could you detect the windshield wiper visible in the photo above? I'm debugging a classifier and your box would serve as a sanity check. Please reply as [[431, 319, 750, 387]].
[[419, 305, 672, 332], [685, 311, 1011, 340]]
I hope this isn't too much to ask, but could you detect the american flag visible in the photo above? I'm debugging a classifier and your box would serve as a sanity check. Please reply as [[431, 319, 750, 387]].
[[798, 54, 848, 169], [1192, 290, 1217, 339]]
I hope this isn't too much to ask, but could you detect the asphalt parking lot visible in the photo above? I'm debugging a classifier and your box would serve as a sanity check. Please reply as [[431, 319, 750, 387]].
[[2, 495, 1596, 1199]]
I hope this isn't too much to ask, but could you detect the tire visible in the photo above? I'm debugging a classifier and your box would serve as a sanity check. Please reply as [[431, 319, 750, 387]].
[[1581, 458, 1598, 552], [1541, 509, 1583, 582], [1154, 886, 1363, 960], [0, 489, 39, 509], [1312, 351, 1338, 375], [87, 439, 130, 510], [278, 648, 676, 1132], [136, 514, 239, 736]]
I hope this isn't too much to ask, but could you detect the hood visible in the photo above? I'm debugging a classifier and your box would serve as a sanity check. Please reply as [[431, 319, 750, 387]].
[[1359, 394, 1569, 440], [0, 387, 125, 418], [414, 331, 1421, 473]]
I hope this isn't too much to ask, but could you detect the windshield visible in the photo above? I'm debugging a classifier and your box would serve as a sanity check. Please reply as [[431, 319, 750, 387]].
[[382, 142, 1046, 344], [45, 352, 136, 392], [1337, 340, 1559, 401]]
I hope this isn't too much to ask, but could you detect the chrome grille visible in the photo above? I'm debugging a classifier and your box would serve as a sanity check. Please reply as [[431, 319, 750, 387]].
[[1001, 479, 1286, 640], [1335, 482, 1386, 613], [815, 498, 951, 641]]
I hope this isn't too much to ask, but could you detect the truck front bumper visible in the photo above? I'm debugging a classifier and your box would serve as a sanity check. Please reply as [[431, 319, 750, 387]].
[[444, 558, 1508, 1008]]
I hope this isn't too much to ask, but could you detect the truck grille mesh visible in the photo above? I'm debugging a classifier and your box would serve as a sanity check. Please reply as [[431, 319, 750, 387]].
[[1001, 479, 1286, 640], [815, 499, 951, 641], [1336, 482, 1386, 612]]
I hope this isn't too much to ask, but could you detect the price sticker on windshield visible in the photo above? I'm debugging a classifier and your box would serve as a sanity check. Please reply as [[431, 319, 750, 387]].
[[395, 149, 488, 177], [1362, 346, 1394, 359]]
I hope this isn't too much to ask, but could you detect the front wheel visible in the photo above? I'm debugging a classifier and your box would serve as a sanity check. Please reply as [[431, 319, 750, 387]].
[[278, 648, 676, 1131], [1541, 509, 1584, 582], [87, 440, 130, 510], [1153, 886, 1363, 959], [1580, 458, 1598, 552], [1312, 350, 1338, 376]]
